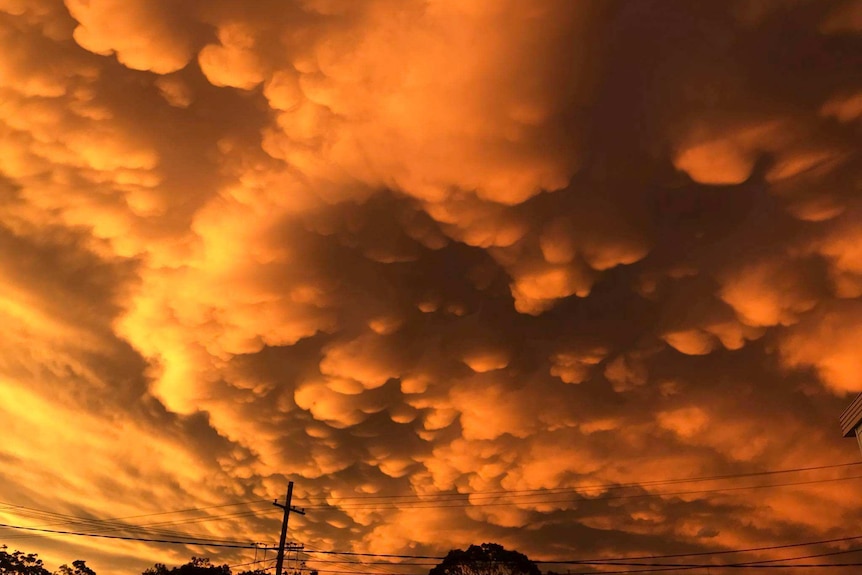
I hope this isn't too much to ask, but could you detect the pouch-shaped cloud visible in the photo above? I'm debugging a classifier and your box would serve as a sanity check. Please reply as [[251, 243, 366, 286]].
[[65, 0, 196, 74], [779, 302, 862, 394], [719, 258, 821, 327], [1, 0, 862, 573], [261, 0, 595, 205]]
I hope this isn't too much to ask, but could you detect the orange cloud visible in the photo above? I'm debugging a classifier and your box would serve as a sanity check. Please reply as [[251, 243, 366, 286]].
[[65, 0, 195, 73], [0, 1, 861, 572], [779, 302, 862, 394]]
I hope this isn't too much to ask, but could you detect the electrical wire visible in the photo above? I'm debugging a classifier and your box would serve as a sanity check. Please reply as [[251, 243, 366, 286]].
[[5, 519, 862, 574], [301, 544, 416, 575], [0, 501, 275, 537], [0, 499, 270, 523], [299, 474, 862, 510], [0, 507, 280, 545], [4, 516, 276, 544], [295, 533, 862, 564], [3, 469, 862, 574], [0, 522, 263, 549], [561, 564, 862, 575], [229, 557, 277, 570], [536, 533, 862, 564], [295, 462, 862, 503], [255, 565, 862, 575], [295, 545, 862, 575], [2, 461, 854, 538]]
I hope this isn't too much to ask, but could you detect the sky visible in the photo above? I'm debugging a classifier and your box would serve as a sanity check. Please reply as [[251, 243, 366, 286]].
[[1, 0, 862, 573]]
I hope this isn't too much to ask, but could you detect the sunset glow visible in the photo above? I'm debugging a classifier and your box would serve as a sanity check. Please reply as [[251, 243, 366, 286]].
[[1, 1, 861, 574]]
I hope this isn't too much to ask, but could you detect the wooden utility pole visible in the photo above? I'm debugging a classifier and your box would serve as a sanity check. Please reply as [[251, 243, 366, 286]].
[[274, 481, 305, 575]]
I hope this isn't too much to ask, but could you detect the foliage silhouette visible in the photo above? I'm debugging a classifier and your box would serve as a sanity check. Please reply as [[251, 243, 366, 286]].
[[0, 547, 309, 575], [142, 557, 231, 575], [428, 543, 540, 575], [56, 560, 96, 575], [0, 545, 93, 575]]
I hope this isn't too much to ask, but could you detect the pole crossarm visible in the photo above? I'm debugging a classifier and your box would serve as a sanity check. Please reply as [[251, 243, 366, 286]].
[[274, 481, 306, 575]]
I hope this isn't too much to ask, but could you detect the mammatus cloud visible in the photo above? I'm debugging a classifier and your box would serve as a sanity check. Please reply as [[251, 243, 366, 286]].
[[0, 0, 861, 573]]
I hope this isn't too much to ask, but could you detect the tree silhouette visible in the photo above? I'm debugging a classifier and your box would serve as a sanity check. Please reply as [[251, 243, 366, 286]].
[[428, 544, 540, 575], [141, 563, 169, 575], [56, 560, 96, 575], [142, 557, 230, 575], [0, 546, 51, 575]]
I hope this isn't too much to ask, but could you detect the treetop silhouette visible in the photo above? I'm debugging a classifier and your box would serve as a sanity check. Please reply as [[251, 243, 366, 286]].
[[428, 543, 540, 575]]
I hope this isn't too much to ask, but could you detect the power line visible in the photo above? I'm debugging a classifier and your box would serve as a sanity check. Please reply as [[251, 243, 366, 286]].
[[295, 544, 862, 575], [270, 565, 862, 575], [301, 551, 442, 560], [110, 508, 279, 531], [561, 564, 862, 574], [294, 533, 862, 564], [296, 462, 862, 503], [0, 500, 276, 539], [537, 533, 862, 564], [230, 557, 277, 569], [299, 569, 415, 575], [300, 544, 418, 575], [731, 545, 862, 567], [6, 512, 862, 570], [0, 522, 266, 549], [0, 507, 280, 545], [19, 508, 276, 532], [292, 559, 437, 566], [5, 517, 862, 574], [0, 498, 270, 523], [2, 461, 855, 538], [299, 474, 862, 510]]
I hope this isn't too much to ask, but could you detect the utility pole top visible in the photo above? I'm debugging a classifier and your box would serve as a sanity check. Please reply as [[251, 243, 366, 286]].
[[274, 481, 306, 575], [274, 493, 306, 515]]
